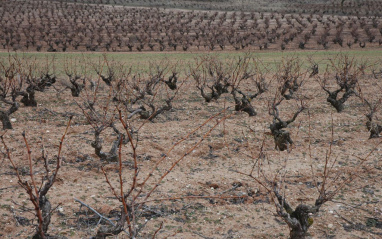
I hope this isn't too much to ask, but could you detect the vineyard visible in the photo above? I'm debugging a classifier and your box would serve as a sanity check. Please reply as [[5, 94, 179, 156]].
[[1, 0, 382, 239], [52, 0, 382, 15], [1, 0, 382, 52], [0, 52, 381, 238]]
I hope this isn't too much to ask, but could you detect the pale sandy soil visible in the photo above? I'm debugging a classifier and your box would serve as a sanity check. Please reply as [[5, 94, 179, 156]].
[[0, 64, 381, 239]]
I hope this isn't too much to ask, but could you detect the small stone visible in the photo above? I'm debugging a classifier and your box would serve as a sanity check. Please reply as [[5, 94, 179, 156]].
[[364, 188, 374, 195], [10, 118, 16, 122], [328, 224, 333, 228]]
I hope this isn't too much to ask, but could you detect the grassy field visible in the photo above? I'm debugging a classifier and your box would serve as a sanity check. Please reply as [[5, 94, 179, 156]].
[[1, 49, 381, 75]]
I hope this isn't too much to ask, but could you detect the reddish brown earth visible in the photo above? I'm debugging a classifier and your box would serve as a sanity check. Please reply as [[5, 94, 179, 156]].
[[1, 0, 382, 53]]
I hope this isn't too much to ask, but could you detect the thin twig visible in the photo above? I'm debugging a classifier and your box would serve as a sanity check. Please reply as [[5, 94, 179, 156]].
[[73, 198, 116, 227]]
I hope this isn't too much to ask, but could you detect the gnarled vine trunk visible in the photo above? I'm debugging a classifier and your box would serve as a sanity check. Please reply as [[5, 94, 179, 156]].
[[0, 102, 19, 129]]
